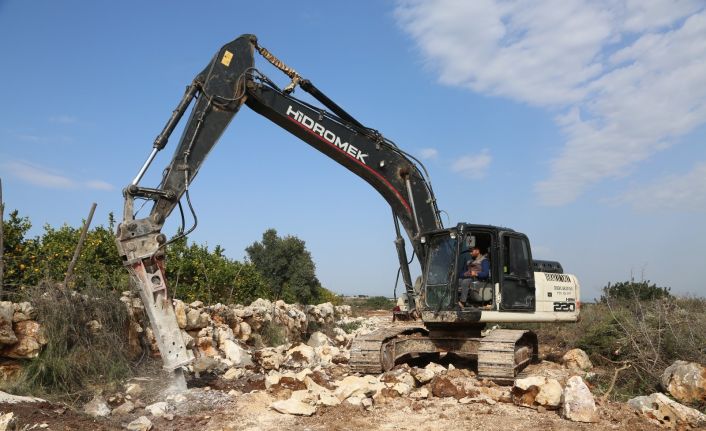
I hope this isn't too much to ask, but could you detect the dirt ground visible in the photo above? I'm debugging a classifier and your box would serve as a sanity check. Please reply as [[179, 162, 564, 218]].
[[1, 380, 664, 431]]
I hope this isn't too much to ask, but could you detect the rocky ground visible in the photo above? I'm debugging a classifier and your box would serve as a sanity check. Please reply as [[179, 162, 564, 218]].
[[0, 298, 704, 430]]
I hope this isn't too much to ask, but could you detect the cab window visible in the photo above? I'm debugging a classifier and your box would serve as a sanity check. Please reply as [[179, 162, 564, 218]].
[[503, 236, 531, 278]]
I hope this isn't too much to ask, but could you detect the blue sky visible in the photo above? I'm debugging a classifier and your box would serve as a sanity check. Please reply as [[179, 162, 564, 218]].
[[1, 0, 705, 301]]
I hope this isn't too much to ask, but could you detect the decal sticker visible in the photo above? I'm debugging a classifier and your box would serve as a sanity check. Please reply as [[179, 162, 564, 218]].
[[221, 50, 233, 67], [545, 273, 571, 283]]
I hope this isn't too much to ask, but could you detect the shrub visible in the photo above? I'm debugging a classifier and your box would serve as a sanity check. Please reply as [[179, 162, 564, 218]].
[[601, 279, 671, 302], [363, 296, 394, 310], [3, 284, 134, 399], [337, 320, 362, 334], [316, 287, 343, 306], [260, 321, 287, 347]]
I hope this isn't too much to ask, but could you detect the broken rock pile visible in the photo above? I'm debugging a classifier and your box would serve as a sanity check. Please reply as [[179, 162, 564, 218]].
[[120, 293, 357, 373]]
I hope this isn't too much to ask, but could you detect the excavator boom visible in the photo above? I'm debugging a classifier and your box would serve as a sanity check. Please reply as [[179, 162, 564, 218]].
[[116, 34, 442, 370]]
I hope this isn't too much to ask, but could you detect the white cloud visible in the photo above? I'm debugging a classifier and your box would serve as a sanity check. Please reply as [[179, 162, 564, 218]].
[[451, 149, 492, 179], [419, 148, 439, 160], [613, 161, 706, 211], [395, 0, 706, 205], [1, 160, 114, 191], [3, 160, 76, 189], [85, 180, 115, 191]]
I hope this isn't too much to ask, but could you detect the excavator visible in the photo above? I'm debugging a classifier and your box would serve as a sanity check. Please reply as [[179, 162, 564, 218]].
[[116, 34, 580, 382]]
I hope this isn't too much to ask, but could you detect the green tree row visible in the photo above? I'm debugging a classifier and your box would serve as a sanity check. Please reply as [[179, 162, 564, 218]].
[[1, 210, 123, 290], [1, 210, 338, 305]]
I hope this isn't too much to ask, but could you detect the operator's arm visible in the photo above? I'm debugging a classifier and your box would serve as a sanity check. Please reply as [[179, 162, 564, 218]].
[[477, 259, 490, 280]]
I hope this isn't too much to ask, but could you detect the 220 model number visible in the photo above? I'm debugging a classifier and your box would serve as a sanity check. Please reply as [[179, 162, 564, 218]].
[[553, 302, 576, 312]]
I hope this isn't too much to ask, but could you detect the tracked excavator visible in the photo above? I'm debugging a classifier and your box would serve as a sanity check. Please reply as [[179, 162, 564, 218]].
[[116, 34, 580, 382]]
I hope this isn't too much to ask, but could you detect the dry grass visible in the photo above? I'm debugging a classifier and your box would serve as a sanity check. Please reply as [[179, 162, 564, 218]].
[[2, 283, 136, 402], [516, 296, 706, 404]]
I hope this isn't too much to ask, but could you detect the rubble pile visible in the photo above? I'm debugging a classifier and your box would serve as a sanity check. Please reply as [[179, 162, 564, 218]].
[[626, 361, 706, 429], [119, 293, 362, 373]]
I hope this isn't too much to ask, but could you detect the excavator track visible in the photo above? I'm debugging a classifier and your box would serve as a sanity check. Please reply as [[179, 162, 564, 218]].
[[350, 323, 426, 374], [477, 329, 538, 382], [350, 325, 537, 382]]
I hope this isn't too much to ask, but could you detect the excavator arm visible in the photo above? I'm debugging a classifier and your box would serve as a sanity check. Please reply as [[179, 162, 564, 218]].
[[116, 34, 442, 370]]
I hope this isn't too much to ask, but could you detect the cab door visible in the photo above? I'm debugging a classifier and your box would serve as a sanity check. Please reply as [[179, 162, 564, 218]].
[[499, 233, 535, 311]]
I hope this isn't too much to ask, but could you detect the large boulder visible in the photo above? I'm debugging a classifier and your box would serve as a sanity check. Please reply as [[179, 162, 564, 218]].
[[253, 348, 285, 371], [429, 369, 478, 399], [411, 367, 435, 385], [661, 360, 706, 405], [173, 300, 187, 329], [334, 375, 384, 401], [380, 366, 416, 388], [562, 348, 593, 372], [562, 376, 598, 423], [221, 340, 253, 367], [238, 322, 252, 341], [628, 392, 706, 429], [271, 398, 316, 416], [1, 320, 46, 359], [300, 376, 339, 406], [185, 309, 210, 330], [512, 376, 563, 410], [192, 356, 221, 374], [284, 343, 316, 368], [411, 362, 446, 385], [307, 331, 330, 348], [0, 302, 17, 345]]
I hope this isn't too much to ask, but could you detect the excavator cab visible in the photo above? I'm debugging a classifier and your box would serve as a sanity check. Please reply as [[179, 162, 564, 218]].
[[420, 224, 536, 319]]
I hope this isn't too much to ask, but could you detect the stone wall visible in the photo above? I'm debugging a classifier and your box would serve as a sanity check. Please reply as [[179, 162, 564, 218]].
[[0, 293, 357, 380], [121, 292, 356, 366]]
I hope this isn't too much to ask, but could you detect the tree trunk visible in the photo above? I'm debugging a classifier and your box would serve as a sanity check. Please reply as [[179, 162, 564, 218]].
[[64, 202, 97, 288]]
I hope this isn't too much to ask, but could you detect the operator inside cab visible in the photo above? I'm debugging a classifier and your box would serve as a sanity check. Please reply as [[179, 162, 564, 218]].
[[458, 234, 492, 308]]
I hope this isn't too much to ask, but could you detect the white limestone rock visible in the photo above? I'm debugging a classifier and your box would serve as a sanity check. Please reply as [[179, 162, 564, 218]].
[[562, 376, 598, 423], [271, 398, 316, 416]]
